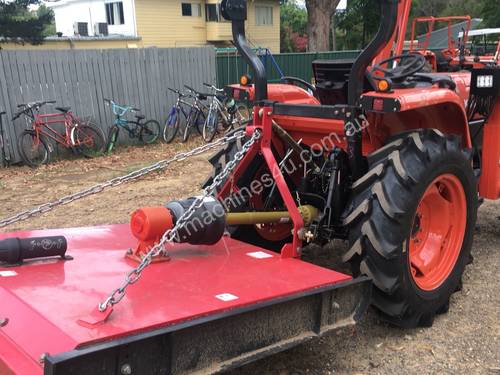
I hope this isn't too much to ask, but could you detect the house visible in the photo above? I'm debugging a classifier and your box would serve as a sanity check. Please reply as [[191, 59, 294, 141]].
[[0, 0, 280, 52]]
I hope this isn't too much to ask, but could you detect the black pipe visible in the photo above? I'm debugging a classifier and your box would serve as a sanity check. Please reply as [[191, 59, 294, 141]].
[[0, 236, 67, 264], [346, 0, 399, 180], [347, 0, 399, 106], [166, 198, 226, 245], [221, 0, 268, 102]]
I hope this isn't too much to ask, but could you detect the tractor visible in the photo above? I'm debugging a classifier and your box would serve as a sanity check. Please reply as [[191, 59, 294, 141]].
[[0, 0, 499, 374]]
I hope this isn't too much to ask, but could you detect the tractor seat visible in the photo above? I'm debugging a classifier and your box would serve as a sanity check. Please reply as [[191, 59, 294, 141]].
[[56, 106, 71, 113], [412, 73, 457, 90], [135, 114, 145, 120]]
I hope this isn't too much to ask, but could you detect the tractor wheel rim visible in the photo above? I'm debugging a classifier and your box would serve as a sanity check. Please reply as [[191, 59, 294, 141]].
[[249, 166, 292, 242], [408, 174, 467, 291]]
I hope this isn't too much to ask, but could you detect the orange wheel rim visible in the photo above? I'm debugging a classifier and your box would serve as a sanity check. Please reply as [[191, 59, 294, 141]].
[[248, 166, 292, 242], [409, 174, 467, 291]]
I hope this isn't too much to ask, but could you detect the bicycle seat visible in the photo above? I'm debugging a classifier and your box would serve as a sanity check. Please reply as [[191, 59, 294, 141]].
[[135, 114, 145, 120], [56, 106, 71, 113]]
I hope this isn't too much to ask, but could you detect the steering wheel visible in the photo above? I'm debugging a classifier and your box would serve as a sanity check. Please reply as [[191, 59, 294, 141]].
[[280, 76, 316, 94], [371, 53, 427, 82]]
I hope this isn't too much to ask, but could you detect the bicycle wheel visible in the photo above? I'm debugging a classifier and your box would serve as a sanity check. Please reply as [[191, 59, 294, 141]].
[[163, 109, 179, 143], [73, 125, 105, 158], [140, 120, 160, 144], [202, 109, 219, 142], [196, 107, 207, 135], [106, 125, 120, 154], [182, 112, 194, 143], [18, 130, 51, 167], [236, 103, 251, 122]]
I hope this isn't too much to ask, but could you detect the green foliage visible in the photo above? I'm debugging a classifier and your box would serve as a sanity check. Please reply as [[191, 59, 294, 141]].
[[331, 0, 499, 51], [280, 0, 308, 52], [0, 0, 55, 45], [480, 0, 500, 28], [334, 0, 380, 50]]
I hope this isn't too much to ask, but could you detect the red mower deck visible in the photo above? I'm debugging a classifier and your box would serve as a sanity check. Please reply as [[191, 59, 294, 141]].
[[0, 225, 368, 375]]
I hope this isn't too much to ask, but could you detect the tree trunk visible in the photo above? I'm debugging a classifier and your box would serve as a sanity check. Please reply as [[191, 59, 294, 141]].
[[331, 14, 336, 51], [306, 0, 340, 52]]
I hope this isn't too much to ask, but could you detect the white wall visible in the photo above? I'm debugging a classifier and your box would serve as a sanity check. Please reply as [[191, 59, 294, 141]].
[[49, 0, 136, 37]]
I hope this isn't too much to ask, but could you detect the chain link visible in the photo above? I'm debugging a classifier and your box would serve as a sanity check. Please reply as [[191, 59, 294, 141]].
[[0, 131, 246, 229], [98, 129, 261, 312]]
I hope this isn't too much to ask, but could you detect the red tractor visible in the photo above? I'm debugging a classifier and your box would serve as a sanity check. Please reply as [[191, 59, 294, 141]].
[[0, 0, 499, 374]]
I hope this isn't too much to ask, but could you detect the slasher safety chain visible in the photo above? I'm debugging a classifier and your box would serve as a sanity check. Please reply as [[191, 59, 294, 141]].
[[98, 129, 260, 312], [0, 131, 246, 229]]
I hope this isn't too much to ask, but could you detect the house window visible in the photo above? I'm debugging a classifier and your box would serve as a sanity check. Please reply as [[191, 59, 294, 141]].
[[105, 2, 124, 25], [206, 4, 218, 22], [255, 5, 273, 26], [182, 3, 201, 17]]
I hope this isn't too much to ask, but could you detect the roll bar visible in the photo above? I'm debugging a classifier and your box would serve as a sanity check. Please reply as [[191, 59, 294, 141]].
[[221, 0, 267, 102], [348, 0, 399, 106]]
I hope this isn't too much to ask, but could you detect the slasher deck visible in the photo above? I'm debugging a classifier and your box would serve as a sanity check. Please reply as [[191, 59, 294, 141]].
[[0, 224, 352, 374]]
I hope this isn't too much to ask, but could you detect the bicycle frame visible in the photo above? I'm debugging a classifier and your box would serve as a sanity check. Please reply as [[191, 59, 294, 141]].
[[209, 95, 231, 123], [33, 113, 74, 147], [109, 101, 144, 137], [0, 112, 8, 167], [27, 109, 88, 149]]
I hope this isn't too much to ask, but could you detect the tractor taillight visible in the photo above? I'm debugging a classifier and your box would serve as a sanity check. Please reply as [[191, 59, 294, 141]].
[[373, 98, 384, 111]]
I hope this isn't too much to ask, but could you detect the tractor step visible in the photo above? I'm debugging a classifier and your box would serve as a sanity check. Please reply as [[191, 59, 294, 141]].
[[0, 225, 370, 375]]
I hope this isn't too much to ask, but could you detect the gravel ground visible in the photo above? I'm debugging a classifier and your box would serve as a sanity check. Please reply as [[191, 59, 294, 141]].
[[0, 141, 498, 375]]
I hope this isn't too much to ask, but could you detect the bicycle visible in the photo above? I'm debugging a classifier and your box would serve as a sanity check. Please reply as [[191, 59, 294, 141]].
[[13, 101, 105, 167], [202, 83, 250, 142], [179, 85, 211, 143], [104, 99, 160, 154], [163, 88, 204, 143], [0, 111, 10, 167]]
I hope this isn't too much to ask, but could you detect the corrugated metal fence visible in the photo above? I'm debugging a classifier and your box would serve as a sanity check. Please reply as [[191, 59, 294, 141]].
[[216, 50, 360, 87], [0, 47, 216, 164]]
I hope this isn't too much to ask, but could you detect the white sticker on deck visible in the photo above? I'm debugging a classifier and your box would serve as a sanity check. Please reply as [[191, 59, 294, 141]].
[[0, 271, 17, 277], [246, 251, 273, 259], [215, 293, 239, 302]]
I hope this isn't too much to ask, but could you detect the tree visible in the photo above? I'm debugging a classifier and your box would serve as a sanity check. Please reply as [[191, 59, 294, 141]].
[[280, 0, 308, 52], [0, 0, 55, 45], [334, 0, 380, 50], [480, 0, 500, 28], [305, 0, 340, 52]]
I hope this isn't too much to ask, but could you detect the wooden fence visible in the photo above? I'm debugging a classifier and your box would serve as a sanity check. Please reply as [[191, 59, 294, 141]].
[[0, 47, 216, 165]]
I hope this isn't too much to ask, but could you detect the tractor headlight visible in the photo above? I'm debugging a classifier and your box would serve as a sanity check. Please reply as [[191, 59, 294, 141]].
[[477, 75, 494, 88]]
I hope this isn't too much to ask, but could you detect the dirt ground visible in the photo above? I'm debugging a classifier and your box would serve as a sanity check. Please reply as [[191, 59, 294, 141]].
[[0, 140, 499, 375]]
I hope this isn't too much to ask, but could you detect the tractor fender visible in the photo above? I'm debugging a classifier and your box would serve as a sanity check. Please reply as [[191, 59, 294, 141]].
[[227, 83, 319, 105], [363, 87, 472, 148]]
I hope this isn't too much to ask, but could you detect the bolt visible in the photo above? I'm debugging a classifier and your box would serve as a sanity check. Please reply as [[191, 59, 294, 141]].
[[39, 353, 49, 364], [121, 364, 132, 375], [0, 318, 8, 327]]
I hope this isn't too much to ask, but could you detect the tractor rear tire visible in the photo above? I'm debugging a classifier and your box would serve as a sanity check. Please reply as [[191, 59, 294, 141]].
[[342, 129, 477, 328]]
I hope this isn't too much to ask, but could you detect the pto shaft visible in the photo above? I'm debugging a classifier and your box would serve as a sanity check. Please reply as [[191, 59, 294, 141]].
[[225, 205, 318, 226], [130, 198, 319, 248]]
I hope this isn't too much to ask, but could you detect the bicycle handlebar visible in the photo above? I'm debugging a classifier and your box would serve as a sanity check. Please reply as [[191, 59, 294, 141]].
[[12, 100, 56, 121], [184, 85, 213, 99], [203, 82, 224, 91]]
